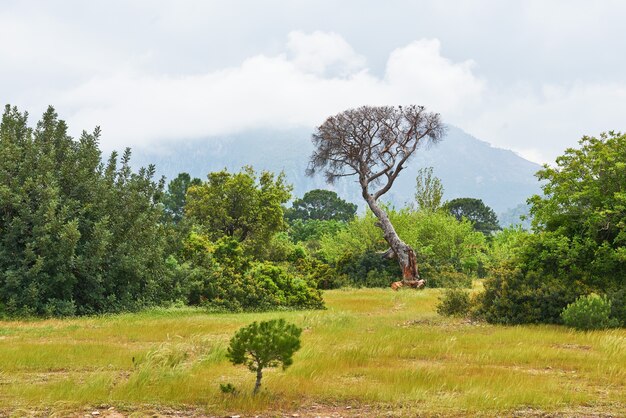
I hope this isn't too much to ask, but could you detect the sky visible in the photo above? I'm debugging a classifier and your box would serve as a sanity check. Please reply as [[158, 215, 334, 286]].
[[1, 0, 625, 164]]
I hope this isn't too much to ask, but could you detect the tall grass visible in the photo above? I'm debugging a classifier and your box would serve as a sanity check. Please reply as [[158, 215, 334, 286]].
[[0, 287, 624, 416]]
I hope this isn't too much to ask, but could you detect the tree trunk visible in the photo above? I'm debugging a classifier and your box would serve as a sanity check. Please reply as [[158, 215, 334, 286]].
[[362, 192, 420, 283], [253, 368, 263, 395]]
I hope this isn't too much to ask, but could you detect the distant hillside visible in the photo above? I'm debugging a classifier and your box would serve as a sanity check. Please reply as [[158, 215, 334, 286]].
[[132, 125, 542, 214]]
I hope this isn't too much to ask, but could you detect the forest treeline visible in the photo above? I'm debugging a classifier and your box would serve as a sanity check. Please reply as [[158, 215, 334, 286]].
[[0, 105, 624, 327]]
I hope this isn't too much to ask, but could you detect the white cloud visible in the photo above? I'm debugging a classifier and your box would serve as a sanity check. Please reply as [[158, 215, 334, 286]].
[[385, 39, 484, 111], [53, 32, 485, 151], [463, 81, 626, 164], [286, 31, 366, 77]]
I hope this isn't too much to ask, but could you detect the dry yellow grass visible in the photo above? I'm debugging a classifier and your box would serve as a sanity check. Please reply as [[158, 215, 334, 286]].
[[0, 287, 624, 417]]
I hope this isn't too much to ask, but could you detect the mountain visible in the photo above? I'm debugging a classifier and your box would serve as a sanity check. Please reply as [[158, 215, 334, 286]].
[[132, 125, 542, 214]]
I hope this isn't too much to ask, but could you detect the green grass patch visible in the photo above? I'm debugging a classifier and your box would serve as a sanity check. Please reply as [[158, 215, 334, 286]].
[[0, 287, 624, 416]]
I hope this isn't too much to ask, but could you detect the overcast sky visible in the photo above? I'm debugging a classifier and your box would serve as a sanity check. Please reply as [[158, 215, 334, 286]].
[[2, 0, 625, 163]]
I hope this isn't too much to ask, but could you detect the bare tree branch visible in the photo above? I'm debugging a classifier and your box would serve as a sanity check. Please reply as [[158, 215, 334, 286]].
[[307, 105, 446, 285]]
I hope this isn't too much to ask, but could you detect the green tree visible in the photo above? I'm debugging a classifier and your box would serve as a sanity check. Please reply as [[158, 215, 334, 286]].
[[445, 198, 500, 236], [0, 105, 175, 316], [285, 189, 357, 222], [185, 167, 291, 257], [414, 167, 444, 212], [163, 172, 201, 223], [226, 319, 302, 394], [478, 132, 626, 324]]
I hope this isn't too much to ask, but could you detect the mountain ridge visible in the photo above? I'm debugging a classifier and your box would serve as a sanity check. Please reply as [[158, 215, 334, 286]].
[[132, 125, 542, 215]]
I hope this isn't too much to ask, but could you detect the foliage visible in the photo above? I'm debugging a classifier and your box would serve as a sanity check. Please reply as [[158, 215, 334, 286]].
[[0, 105, 177, 316], [530, 132, 626, 241], [488, 226, 531, 269], [162, 172, 201, 223], [335, 251, 401, 288], [426, 268, 472, 288], [475, 264, 579, 325], [287, 219, 346, 248], [226, 318, 302, 394], [437, 288, 472, 317], [445, 197, 501, 236], [179, 234, 323, 311], [185, 167, 291, 258], [293, 257, 350, 290], [561, 294, 618, 330], [219, 383, 238, 395], [317, 211, 383, 263], [607, 287, 626, 327], [318, 209, 486, 287], [389, 209, 489, 277], [479, 132, 626, 325], [262, 232, 307, 264], [285, 189, 356, 222], [415, 167, 444, 212]]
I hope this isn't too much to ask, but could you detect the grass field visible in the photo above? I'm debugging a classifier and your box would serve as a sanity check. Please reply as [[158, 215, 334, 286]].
[[0, 287, 624, 417]]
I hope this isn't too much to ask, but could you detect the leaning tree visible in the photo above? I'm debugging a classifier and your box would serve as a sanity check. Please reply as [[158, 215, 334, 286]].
[[307, 105, 445, 286]]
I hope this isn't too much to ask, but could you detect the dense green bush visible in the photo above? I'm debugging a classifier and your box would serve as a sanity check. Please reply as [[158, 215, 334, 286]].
[[287, 219, 346, 248], [0, 106, 177, 316], [474, 265, 579, 324], [478, 132, 626, 326], [180, 235, 323, 311], [335, 251, 401, 288], [317, 209, 485, 288], [292, 257, 349, 290], [426, 267, 473, 288], [561, 294, 618, 330], [437, 288, 472, 317], [607, 287, 626, 327]]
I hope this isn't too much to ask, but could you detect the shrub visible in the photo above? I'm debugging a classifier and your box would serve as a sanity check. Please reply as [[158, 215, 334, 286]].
[[0, 106, 175, 316], [561, 293, 618, 330], [607, 287, 626, 327], [219, 383, 237, 395], [475, 267, 580, 325], [334, 251, 401, 288], [427, 268, 472, 288], [437, 288, 472, 317], [226, 319, 302, 394], [293, 258, 349, 290], [181, 236, 324, 311]]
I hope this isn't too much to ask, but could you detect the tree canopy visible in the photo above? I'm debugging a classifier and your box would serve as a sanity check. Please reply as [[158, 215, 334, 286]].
[[0, 105, 174, 316], [478, 132, 626, 325], [163, 172, 201, 223], [415, 167, 444, 212], [227, 319, 302, 394], [185, 167, 292, 257], [445, 198, 500, 236], [285, 189, 357, 222]]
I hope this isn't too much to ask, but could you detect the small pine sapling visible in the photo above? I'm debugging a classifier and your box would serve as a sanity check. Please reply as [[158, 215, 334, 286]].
[[226, 318, 302, 394]]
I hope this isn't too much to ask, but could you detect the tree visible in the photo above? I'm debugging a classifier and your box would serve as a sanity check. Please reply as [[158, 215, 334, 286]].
[[307, 105, 445, 285], [414, 167, 444, 212], [185, 167, 291, 257], [0, 105, 175, 316], [445, 198, 500, 236], [285, 189, 357, 222], [226, 319, 302, 394], [478, 132, 626, 324], [163, 172, 201, 223]]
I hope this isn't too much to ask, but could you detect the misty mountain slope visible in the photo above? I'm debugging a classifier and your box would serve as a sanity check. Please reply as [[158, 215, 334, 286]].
[[132, 125, 542, 213]]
